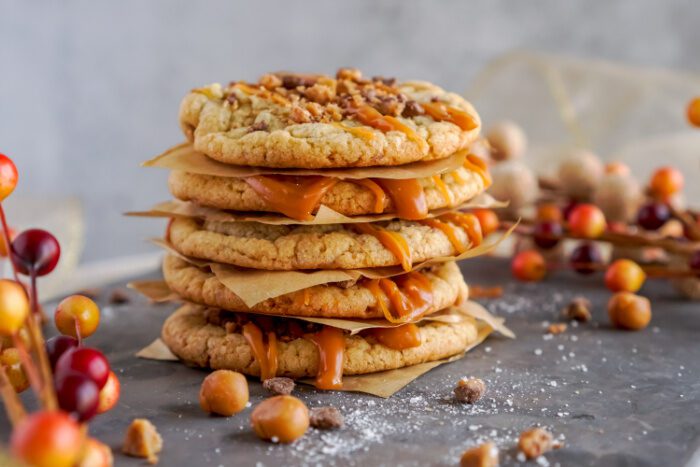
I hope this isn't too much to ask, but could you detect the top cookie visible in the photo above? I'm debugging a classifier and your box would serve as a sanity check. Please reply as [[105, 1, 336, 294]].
[[179, 68, 481, 169]]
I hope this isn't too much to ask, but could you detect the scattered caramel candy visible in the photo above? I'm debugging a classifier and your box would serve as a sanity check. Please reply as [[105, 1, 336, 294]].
[[251, 395, 309, 443], [518, 427, 553, 459], [563, 297, 592, 322], [608, 292, 652, 331], [486, 120, 527, 161], [454, 377, 486, 404], [262, 377, 295, 396], [547, 323, 567, 335], [123, 418, 163, 464], [460, 442, 499, 467], [199, 370, 249, 416], [309, 406, 344, 430]]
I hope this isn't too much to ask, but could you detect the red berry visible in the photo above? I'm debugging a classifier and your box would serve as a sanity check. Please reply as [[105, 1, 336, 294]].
[[55, 347, 110, 389], [55, 372, 99, 422], [511, 250, 547, 282], [570, 242, 602, 275], [636, 202, 671, 230], [567, 204, 606, 238], [10, 410, 82, 467], [0, 154, 18, 202], [46, 336, 79, 369], [533, 221, 563, 249], [10, 229, 61, 277], [689, 250, 700, 275]]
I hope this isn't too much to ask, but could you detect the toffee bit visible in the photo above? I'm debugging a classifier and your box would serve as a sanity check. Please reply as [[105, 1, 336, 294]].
[[460, 442, 499, 467], [547, 323, 567, 335], [262, 377, 295, 396], [309, 406, 344, 429], [372, 75, 397, 87], [248, 120, 269, 133], [563, 297, 592, 322], [109, 288, 131, 305], [259, 73, 282, 90], [402, 100, 425, 118], [336, 67, 362, 81], [375, 96, 405, 117], [290, 105, 312, 123], [279, 73, 317, 89], [454, 377, 486, 404], [123, 418, 163, 465], [225, 93, 238, 108], [518, 427, 553, 459]]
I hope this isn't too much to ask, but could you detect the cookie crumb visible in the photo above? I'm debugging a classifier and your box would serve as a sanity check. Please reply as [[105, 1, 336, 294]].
[[518, 427, 553, 459], [460, 441, 499, 467], [309, 406, 343, 429], [262, 377, 295, 395], [563, 297, 592, 322], [123, 418, 163, 464], [109, 288, 131, 305], [454, 377, 486, 404], [547, 323, 567, 335]]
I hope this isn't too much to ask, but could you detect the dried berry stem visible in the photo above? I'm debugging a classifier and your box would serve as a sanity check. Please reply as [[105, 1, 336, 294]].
[[0, 364, 26, 426], [669, 204, 700, 242], [26, 273, 57, 410], [0, 204, 20, 282], [11, 333, 42, 398]]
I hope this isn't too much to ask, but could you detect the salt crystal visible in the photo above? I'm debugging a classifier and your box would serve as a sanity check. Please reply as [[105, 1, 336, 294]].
[[534, 348, 543, 356]]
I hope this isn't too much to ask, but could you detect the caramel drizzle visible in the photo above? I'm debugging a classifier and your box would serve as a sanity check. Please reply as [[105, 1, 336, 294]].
[[418, 218, 465, 253], [451, 170, 468, 186], [351, 179, 387, 213], [365, 271, 434, 323], [244, 175, 338, 221], [431, 174, 454, 206], [352, 106, 427, 150], [421, 101, 478, 131], [375, 178, 428, 220], [355, 223, 412, 272], [463, 154, 492, 188], [242, 322, 278, 380], [308, 326, 345, 390], [439, 212, 483, 247], [367, 323, 422, 350], [332, 122, 376, 142]]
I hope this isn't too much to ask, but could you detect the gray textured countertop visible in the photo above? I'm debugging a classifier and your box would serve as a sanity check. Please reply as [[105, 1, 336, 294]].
[[2, 257, 699, 466]]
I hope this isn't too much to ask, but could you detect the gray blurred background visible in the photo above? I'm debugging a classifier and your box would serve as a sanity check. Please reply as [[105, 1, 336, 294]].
[[1, 0, 698, 263]]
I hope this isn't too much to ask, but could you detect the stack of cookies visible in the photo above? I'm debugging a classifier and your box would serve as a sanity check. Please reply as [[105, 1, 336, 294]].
[[145, 68, 497, 390]]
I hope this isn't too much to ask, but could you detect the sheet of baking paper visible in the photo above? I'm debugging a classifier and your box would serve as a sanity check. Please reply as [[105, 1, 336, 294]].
[[142, 143, 467, 180], [149, 222, 516, 308], [135, 338, 178, 361], [305, 320, 493, 398], [457, 301, 515, 339], [127, 280, 181, 303], [126, 194, 506, 226]]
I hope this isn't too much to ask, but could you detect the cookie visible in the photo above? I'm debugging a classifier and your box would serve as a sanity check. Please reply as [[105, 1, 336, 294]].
[[168, 165, 486, 218], [167, 213, 484, 271], [162, 254, 468, 318], [161, 305, 479, 378], [179, 68, 481, 168]]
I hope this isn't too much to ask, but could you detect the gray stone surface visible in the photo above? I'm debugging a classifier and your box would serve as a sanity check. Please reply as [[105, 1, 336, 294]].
[[1, 0, 698, 262], [2, 257, 698, 466]]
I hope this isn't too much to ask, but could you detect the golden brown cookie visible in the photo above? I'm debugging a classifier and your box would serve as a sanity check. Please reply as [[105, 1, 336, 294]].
[[162, 254, 468, 318], [167, 214, 484, 271], [161, 305, 479, 378], [179, 69, 481, 168], [168, 165, 486, 218]]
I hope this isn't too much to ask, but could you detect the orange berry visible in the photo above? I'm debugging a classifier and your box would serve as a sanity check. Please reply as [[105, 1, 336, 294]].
[[97, 371, 121, 414], [568, 204, 606, 238], [0, 154, 18, 202], [605, 162, 630, 176], [608, 292, 651, 331], [605, 259, 646, 293], [199, 370, 249, 416], [76, 438, 113, 467], [649, 166, 684, 198], [511, 250, 547, 282], [11, 411, 82, 467], [687, 97, 700, 128], [536, 203, 562, 222], [0, 348, 29, 393], [472, 209, 499, 236], [251, 395, 309, 443], [55, 295, 100, 339], [0, 280, 29, 337]]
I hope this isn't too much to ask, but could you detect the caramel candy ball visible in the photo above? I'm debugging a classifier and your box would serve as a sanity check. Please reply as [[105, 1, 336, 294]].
[[251, 395, 309, 443], [593, 173, 642, 223], [557, 149, 603, 200], [460, 442, 499, 467], [486, 121, 527, 161], [608, 292, 652, 331], [199, 370, 249, 417], [488, 161, 538, 218]]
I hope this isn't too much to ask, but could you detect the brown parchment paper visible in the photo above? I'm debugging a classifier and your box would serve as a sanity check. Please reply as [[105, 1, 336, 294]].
[[136, 338, 178, 361], [127, 280, 180, 303], [143, 143, 467, 180], [149, 222, 516, 308], [126, 194, 506, 226]]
